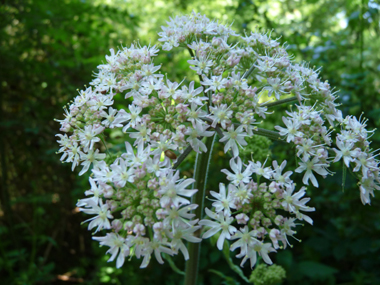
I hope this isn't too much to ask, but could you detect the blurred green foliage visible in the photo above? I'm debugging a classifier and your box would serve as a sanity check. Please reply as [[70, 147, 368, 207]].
[[0, 0, 379, 284]]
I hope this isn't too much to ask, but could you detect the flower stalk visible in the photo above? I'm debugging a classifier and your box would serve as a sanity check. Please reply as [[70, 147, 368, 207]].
[[184, 135, 215, 285], [260, 96, 298, 108]]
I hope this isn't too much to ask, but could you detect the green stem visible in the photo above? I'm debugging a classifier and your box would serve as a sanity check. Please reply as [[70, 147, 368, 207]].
[[202, 117, 284, 142], [173, 145, 193, 169], [184, 135, 216, 285], [253, 127, 283, 142], [242, 61, 257, 79], [100, 135, 110, 156], [260, 96, 298, 108]]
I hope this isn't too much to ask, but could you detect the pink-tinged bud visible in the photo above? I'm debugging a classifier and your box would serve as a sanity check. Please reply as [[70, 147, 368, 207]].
[[226, 56, 234, 67], [69, 105, 79, 116], [135, 181, 144, 189], [294, 136, 303, 145], [274, 215, 284, 226], [269, 229, 281, 249], [142, 114, 151, 124], [60, 122, 71, 132], [212, 37, 222, 46], [153, 222, 164, 233], [213, 66, 224, 76], [148, 179, 158, 190], [144, 217, 154, 226], [142, 55, 151, 64], [178, 35, 186, 43], [102, 184, 114, 198], [124, 221, 134, 232], [158, 90, 168, 99], [233, 56, 241, 66], [225, 79, 233, 89], [254, 227, 267, 239], [107, 200, 118, 211], [156, 209, 166, 220], [135, 72, 143, 82], [151, 132, 160, 141], [249, 218, 260, 228], [116, 190, 124, 200], [236, 213, 249, 224], [112, 219, 123, 232], [268, 181, 279, 193], [247, 180, 258, 192]]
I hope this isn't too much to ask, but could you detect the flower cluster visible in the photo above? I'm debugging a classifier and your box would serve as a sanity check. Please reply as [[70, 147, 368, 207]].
[[56, 11, 379, 270], [200, 157, 314, 267]]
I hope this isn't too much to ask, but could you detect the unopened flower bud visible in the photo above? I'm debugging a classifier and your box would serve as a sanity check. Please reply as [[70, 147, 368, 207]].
[[112, 219, 123, 232], [236, 213, 249, 224], [133, 223, 146, 236]]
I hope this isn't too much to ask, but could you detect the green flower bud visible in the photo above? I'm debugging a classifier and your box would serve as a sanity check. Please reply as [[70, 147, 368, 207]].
[[249, 264, 286, 285]]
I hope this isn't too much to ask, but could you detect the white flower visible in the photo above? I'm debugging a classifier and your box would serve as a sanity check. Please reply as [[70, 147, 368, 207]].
[[209, 104, 233, 129], [146, 155, 168, 176], [359, 176, 380, 205], [79, 149, 106, 176], [180, 81, 207, 105], [79, 199, 113, 233], [158, 171, 197, 208], [101, 107, 128, 128], [219, 125, 248, 158], [263, 77, 287, 100], [333, 138, 355, 167], [201, 75, 228, 92], [129, 123, 151, 145], [199, 208, 237, 250], [187, 103, 207, 127], [139, 239, 173, 268], [295, 156, 329, 187], [122, 104, 142, 132], [93, 233, 130, 268], [230, 226, 270, 268], [231, 183, 253, 206], [281, 184, 315, 224], [76, 177, 103, 206], [221, 157, 253, 185], [159, 79, 181, 99], [229, 72, 248, 91], [162, 204, 197, 228], [78, 124, 105, 151], [250, 158, 273, 179], [272, 160, 293, 187], [150, 135, 177, 157], [170, 224, 202, 260], [185, 121, 214, 153], [110, 158, 135, 188], [252, 241, 276, 265], [92, 161, 113, 183], [123, 141, 150, 167], [188, 56, 214, 75], [296, 138, 316, 161], [209, 183, 236, 216], [275, 116, 303, 143]]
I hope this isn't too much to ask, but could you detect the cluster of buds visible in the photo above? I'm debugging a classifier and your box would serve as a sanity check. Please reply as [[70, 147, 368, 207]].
[[56, 12, 379, 269]]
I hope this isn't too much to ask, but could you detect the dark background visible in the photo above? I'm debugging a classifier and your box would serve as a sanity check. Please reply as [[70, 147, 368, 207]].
[[1, 0, 380, 284]]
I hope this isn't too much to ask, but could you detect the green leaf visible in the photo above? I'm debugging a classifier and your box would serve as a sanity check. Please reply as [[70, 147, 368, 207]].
[[296, 261, 338, 280]]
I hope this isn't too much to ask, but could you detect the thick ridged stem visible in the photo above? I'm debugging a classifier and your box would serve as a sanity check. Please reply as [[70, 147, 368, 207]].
[[184, 135, 215, 285]]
